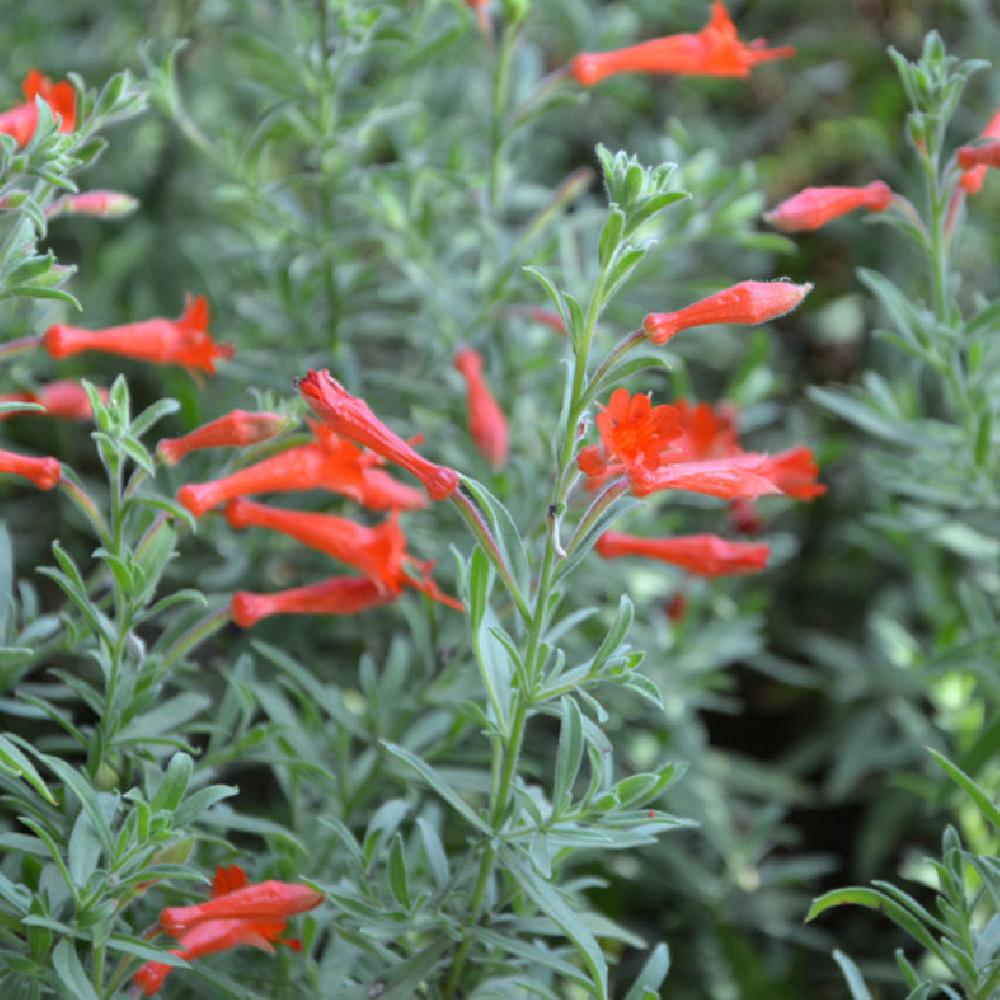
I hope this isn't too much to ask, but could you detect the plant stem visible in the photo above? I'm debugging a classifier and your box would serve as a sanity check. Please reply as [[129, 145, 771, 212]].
[[445, 240, 612, 1000], [488, 25, 518, 216]]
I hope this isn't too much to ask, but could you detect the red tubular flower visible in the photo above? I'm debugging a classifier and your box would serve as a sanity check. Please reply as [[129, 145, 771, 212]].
[[157, 410, 290, 466], [44, 295, 233, 374], [957, 140, 1000, 173], [760, 446, 826, 499], [231, 576, 395, 628], [176, 423, 426, 516], [225, 499, 462, 610], [643, 280, 813, 345], [0, 448, 60, 490], [454, 348, 508, 470], [297, 369, 459, 500], [0, 69, 76, 146], [160, 868, 323, 937], [225, 499, 406, 592], [764, 181, 893, 232], [596, 530, 770, 577], [628, 454, 783, 500], [0, 381, 106, 421], [135, 865, 317, 995], [47, 190, 139, 219], [571, 2, 794, 87], [959, 109, 1000, 194]]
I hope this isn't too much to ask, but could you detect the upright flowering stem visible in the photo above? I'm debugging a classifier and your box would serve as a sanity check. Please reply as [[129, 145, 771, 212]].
[[445, 237, 613, 1000]]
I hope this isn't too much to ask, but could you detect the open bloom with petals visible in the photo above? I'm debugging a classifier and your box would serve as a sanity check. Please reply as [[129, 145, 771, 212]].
[[0, 381, 106, 421], [959, 109, 1000, 194], [134, 865, 319, 995], [571, 2, 793, 87], [298, 369, 459, 500], [157, 410, 290, 466], [454, 348, 508, 469], [45, 295, 233, 374], [0, 449, 60, 490], [764, 182, 893, 232], [224, 499, 462, 609], [577, 388, 680, 486], [643, 280, 812, 345], [47, 190, 139, 220], [597, 530, 770, 577], [231, 576, 394, 628], [0, 69, 76, 146], [176, 422, 426, 516]]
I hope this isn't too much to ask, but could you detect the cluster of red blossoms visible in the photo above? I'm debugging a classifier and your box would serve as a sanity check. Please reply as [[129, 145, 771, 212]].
[[165, 368, 469, 625], [133, 865, 323, 995], [170, 395, 464, 622], [577, 278, 824, 587]]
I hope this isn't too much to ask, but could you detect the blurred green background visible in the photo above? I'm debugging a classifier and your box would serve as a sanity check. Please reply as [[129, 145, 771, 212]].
[[1, 1, 997, 996]]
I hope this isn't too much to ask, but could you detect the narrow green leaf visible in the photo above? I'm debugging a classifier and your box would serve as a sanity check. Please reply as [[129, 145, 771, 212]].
[[52, 939, 99, 1000], [0, 734, 56, 803], [623, 943, 670, 1000], [504, 850, 608, 999], [381, 742, 489, 834], [553, 697, 584, 815], [388, 834, 411, 910], [928, 748, 1000, 829], [806, 887, 942, 959], [832, 950, 873, 1000]]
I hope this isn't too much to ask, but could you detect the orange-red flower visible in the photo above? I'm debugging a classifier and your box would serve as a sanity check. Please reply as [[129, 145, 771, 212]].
[[0, 380, 106, 421], [45, 295, 233, 374], [959, 110, 1000, 194], [224, 498, 462, 609], [231, 576, 395, 627], [133, 865, 319, 995], [160, 866, 324, 936], [759, 446, 826, 499], [157, 410, 291, 466], [596, 530, 770, 577], [0, 448, 60, 490], [47, 190, 138, 219], [643, 280, 812, 345], [578, 395, 824, 503], [577, 388, 680, 485], [297, 369, 459, 500], [0, 70, 76, 146], [666, 399, 741, 462], [628, 454, 783, 500], [454, 348, 508, 470], [175, 422, 426, 516], [571, 2, 793, 87], [957, 140, 1000, 174], [764, 182, 893, 232]]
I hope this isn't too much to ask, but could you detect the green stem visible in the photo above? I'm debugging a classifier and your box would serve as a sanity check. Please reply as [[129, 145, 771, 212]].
[[488, 26, 518, 216], [445, 237, 613, 1000]]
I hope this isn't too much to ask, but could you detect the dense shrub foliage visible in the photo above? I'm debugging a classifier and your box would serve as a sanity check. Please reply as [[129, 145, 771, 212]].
[[0, 2, 997, 998]]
